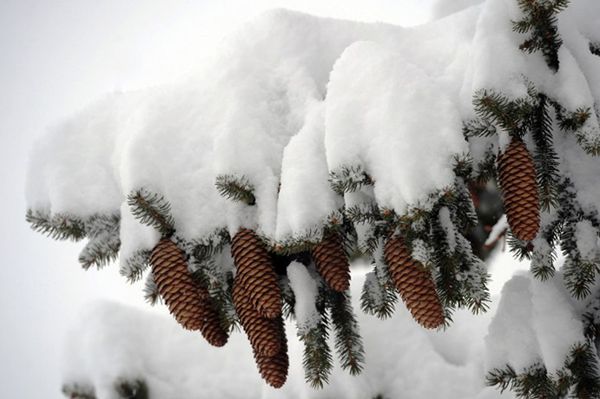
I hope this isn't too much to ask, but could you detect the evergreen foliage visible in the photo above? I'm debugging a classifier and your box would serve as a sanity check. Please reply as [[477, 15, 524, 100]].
[[120, 249, 152, 283], [327, 290, 365, 375], [512, 0, 569, 71], [329, 165, 374, 195], [143, 271, 160, 305], [487, 343, 600, 399], [215, 174, 256, 205], [78, 214, 121, 270], [114, 379, 149, 399], [591, 42, 600, 57], [189, 254, 238, 333], [298, 315, 333, 388], [62, 383, 96, 399], [360, 241, 398, 319], [127, 189, 175, 237], [26, 209, 86, 241]]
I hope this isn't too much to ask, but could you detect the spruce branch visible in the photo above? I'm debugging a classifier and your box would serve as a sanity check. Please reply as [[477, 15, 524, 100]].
[[62, 383, 96, 399], [591, 42, 600, 57], [513, 0, 569, 72], [215, 174, 256, 205], [127, 189, 175, 237], [531, 94, 560, 210], [473, 90, 536, 137], [78, 214, 121, 270], [114, 379, 149, 399], [26, 209, 86, 241], [120, 249, 152, 283], [329, 165, 374, 195], [143, 271, 161, 305], [299, 316, 333, 389], [327, 291, 365, 376]]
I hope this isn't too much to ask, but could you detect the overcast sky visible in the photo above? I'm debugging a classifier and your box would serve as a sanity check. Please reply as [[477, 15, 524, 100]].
[[0, 1, 438, 397]]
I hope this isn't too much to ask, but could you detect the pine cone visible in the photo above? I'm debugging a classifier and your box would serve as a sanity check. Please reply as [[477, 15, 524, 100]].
[[384, 235, 444, 329], [233, 279, 282, 357], [311, 231, 350, 292], [497, 139, 540, 242], [151, 239, 228, 347], [231, 229, 282, 318], [253, 317, 288, 388]]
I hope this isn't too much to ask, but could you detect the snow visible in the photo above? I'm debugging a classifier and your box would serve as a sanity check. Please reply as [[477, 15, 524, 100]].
[[287, 261, 320, 334], [575, 220, 598, 260], [484, 215, 508, 247], [438, 207, 457, 252], [63, 267, 517, 399], [485, 272, 586, 374]]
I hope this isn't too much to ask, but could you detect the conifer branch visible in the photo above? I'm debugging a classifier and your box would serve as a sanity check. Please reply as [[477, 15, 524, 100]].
[[531, 94, 560, 210], [26, 209, 86, 241], [143, 271, 161, 305], [215, 174, 256, 205], [591, 42, 600, 57], [62, 383, 96, 399], [114, 378, 149, 399], [127, 189, 175, 237], [327, 291, 365, 375], [120, 249, 152, 283], [299, 316, 333, 389], [78, 214, 121, 270], [329, 165, 374, 195], [513, 0, 569, 72]]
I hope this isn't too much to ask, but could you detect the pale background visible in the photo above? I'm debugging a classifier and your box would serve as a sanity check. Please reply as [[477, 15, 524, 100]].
[[0, 0, 473, 397]]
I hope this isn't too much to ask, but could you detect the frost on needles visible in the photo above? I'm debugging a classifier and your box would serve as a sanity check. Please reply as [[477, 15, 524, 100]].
[[26, 0, 600, 397]]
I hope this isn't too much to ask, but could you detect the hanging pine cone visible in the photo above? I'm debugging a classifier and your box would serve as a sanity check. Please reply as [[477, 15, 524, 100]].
[[253, 316, 288, 388], [150, 238, 228, 347], [383, 235, 444, 329], [231, 229, 282, 319], [311, 231, 350, 292], [497, 138, 540, 242], [232, 279, 283, 357]]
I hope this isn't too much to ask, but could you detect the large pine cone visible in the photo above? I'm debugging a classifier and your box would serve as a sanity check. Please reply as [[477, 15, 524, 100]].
[[311, 231, 351, 292], [384, 235, 444, 329], [497, 139, 540, 242], [253, 317, 288, 388], [232, 279, 283, 357], [151, 239, 228, 347], [231, 229, 282, 318]]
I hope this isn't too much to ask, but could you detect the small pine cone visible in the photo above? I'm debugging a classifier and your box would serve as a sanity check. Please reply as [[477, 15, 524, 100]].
[[151, 239, 228, 347], [253, 317, 288, 388], [311, 231, 351, 292], [497, 139, 540, 242], [231, 229, 282, 318], [384, 235, 444, 329], [233, 279, 282, 356]]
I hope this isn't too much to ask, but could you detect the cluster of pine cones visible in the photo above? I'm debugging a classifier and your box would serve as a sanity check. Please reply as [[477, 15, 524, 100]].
[[148, 136, 540, 388]]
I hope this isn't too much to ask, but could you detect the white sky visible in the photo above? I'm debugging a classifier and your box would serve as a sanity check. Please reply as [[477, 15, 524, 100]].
[[0, 1, 441, 397]]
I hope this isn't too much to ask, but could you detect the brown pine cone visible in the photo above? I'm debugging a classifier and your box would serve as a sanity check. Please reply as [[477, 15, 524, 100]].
[[150, 238, 228, 347], [231, 229, 282, 318], [384, 235, 444, 329], [232, 279, 282, 357], [253, 317, 288, 388], [497, 139, 540, 242], [311, 231, 350, 292]]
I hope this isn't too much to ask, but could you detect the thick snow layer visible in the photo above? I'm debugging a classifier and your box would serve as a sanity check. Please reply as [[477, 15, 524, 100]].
[[287, 261, 320, 334], [26, 2, 600, 242], [63, 269, 513, 399], [485, 272, 585, 374], [26, 7, 483, 243]]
